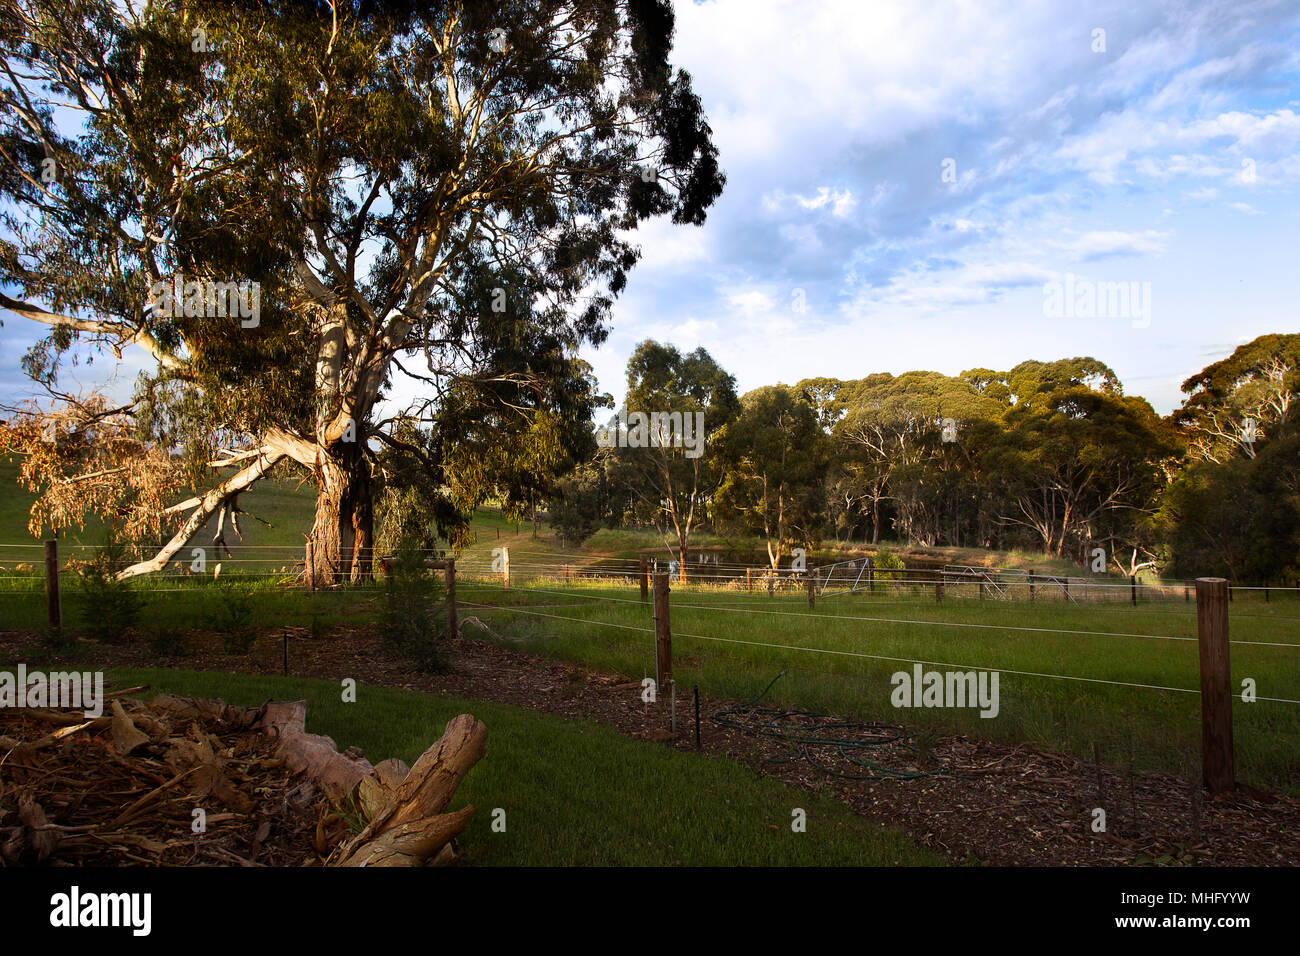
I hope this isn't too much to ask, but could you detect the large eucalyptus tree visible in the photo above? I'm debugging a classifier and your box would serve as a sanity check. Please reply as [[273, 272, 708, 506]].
[[0, 0, 723, 581]]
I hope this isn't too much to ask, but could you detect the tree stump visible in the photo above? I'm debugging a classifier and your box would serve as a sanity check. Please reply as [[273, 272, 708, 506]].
[[329, 714, 487, 867], [154, 694, 487, 866]]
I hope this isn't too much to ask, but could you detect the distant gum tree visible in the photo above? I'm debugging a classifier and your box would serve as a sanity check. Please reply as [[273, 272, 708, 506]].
[[714, 385, 830, 571], [607, 339, 738, 579]]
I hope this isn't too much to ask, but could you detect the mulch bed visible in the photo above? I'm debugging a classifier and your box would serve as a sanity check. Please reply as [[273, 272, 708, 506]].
[[0, 692, 336, 866], [3, 621, 1298, 867]]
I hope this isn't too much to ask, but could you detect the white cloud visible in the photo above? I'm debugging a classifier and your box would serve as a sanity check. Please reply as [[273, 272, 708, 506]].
[[1054, 230, 1170, 261], [1059, 108, 1300, 185], [726, 290, 774, 315], [762, 186, 858, 218]]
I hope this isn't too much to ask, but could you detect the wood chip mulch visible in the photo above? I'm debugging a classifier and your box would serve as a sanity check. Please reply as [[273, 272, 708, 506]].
[[3, 622, 1297, 867], [0, 691, 337, 866]]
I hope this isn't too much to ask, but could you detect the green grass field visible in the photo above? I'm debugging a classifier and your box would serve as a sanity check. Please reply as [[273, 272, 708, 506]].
[[0, 455, 320, 574], [6, 563, 1293, 792], [455, 577, 1300, 794], [29, 666, 940, 867]]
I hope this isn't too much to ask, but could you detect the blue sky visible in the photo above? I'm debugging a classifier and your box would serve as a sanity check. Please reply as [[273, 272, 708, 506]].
[[580, 0, 1300, 414], [2, 0, 1298, 416]]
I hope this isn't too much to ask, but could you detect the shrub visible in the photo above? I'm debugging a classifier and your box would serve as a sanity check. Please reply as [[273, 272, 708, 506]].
[[873, 547, 906, 571], [147, 622, 190, 657], [77, 531, 144, 644], [210, 586, 258, 654], [383, 539, 448, 671]]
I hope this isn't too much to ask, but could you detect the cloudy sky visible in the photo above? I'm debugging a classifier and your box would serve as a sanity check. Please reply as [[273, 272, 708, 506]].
[[2, 0, 1298, 416], [582, 0, 1300, 414]]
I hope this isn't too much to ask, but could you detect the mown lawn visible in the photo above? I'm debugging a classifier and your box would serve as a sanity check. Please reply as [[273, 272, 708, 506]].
[[65, 667, 942, 867]]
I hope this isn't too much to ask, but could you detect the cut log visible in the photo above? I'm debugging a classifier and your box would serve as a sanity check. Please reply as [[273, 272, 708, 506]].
[[0, 692, 487, 867], [336, 805, 474, 867], [258, 700, 374, 803], [358, 757, 410, 820], [331, 714, 487, 868], [128, 696, 486, 867]]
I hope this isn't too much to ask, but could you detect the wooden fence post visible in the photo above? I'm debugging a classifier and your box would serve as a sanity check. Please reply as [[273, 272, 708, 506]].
[[501, 546, 510, 590], [640, 555, 649, 602], [1130, 575, 1138, 606], [44, 539, 61, 637], [1195, 577, 1234, 793], [979, 576, 985, 601], [807, 575, 815, 608], [446, 558, 457, 638], [653, 572, 672, 691], [935, 569, 943, 604], [1028, 570, 1035, 602], [867, 557, 874, 593], [305, 540, 315, 592], [746, 568, 752, 593]]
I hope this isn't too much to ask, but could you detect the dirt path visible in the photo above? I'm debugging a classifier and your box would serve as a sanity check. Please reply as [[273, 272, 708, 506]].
[[4, 623, 1297, 866]]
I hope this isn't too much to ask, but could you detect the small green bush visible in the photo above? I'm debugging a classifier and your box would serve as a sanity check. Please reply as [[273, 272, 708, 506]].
[[383, 539, 448, 671], [147, 622, 190, 657], [210, 586, 258, 654], [77, 532, 144, 644], [873, 547, 906, 571]]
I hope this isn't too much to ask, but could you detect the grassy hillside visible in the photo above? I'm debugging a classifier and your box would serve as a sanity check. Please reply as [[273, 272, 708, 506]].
[[0, 455, 317, 571]]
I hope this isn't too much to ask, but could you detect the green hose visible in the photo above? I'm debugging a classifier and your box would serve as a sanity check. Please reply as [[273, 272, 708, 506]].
[[709, 671, 951, 780]]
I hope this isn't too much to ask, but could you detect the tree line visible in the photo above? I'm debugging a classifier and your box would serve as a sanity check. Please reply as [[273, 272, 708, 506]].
[[549, 334, 1300, 583]]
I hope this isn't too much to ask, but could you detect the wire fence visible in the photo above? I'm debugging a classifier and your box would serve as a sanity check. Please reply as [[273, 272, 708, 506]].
[[449, 562, 1300, 789], [2, 542, 1298, 786], [3, 538, 1300, 604], [452, 578, 1300, 696]]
